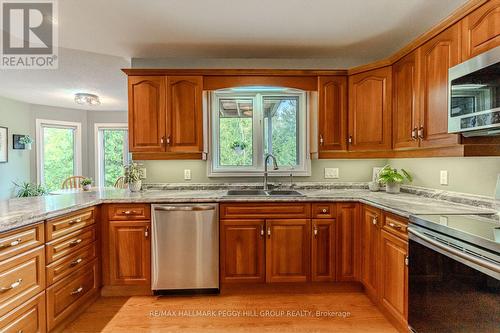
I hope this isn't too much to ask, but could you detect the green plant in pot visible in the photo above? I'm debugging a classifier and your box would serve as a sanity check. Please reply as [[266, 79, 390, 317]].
[[19, 135, 33, 150], [230, 140, 248, 155], [80, 178, 92, 191], [124, 162, 143, 192], [13, 181, 47, 198], [377, 165, 413, 194]]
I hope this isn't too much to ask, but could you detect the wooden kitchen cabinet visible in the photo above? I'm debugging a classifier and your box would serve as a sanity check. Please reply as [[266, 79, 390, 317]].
[[266, 219, 310, 283], [360, 205, 382, 302], [220, 220, 265, 283], [335, 203, 360, 281], [128, 76, 166, 152], [318, 76, 348, 152], [348, 66, 392, 151], [461, 0, 500, 60], [311, 219, 336, 282], [393, 50, 420, 150], [108, 220, 151, 286], [418, 24, 461, 148]]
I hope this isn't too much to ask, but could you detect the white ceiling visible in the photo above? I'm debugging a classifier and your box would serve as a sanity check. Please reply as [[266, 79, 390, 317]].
[[0, 0, 468, 111]]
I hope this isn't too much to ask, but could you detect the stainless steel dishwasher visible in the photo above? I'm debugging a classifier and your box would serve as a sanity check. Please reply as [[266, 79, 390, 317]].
[[151, 204, 219, 294]]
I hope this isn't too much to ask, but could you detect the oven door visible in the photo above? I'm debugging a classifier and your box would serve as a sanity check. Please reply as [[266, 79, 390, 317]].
[[408, 226, 500, 333]]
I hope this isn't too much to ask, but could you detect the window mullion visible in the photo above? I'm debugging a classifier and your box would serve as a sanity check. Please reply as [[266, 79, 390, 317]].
[[253, 94, 263, 170]]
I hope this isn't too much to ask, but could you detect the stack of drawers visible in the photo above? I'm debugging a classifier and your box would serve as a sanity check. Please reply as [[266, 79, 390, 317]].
[[0, 223, 46, 332], [45, 207, 99, 331]]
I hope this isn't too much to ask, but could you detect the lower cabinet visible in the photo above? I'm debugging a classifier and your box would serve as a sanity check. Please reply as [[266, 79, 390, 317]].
[[336, 203, 360, 281], [311, 219, 336, 281], [0, 291, 46, 333], [360, 205, 381, 301]]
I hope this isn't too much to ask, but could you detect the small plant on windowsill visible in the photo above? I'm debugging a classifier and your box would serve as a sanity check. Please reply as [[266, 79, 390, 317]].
[[13, 181, 47, 198], [19, 135, 33, 150], [230, 141, 248, 155], [124, 162, 143, 192], [377, 165, 413, 194], [80, 178, 92, 191]]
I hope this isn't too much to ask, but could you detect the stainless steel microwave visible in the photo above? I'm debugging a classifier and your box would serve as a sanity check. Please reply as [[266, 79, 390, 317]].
[[448, 46, 500, 136]]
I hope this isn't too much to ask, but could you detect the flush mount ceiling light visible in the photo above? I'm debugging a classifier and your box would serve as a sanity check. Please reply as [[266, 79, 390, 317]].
[[74, 93, 101, 106]]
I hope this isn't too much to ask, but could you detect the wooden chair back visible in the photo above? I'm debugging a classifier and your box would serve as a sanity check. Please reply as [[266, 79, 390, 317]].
[[114, 176, 128, 189], [61, 176, 85, 189]]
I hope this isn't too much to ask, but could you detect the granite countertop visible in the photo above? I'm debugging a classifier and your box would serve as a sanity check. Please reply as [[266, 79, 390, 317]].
[[0, 186, 497, 233]]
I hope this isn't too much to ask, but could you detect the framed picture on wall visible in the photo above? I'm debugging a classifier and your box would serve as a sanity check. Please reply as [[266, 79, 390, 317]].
[[0, 126, 7, 163], [13, 134, 25, 149]]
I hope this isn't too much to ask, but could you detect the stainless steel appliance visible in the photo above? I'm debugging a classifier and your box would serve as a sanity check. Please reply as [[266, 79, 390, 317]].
[[448, 46, 500, 136], [408, 214, 500, 333], [151, 204, 219, 294]]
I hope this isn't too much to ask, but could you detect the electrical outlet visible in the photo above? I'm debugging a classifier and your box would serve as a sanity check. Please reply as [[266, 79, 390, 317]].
[[184, 169, 192, 180], [440, 170, 448, 185], [439, 216, 449, 226], [325, 168, 339, 179]]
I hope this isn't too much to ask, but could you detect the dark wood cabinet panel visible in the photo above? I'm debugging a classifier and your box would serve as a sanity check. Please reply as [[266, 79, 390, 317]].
[[419, 24, 461, 148], [266, 219, 310, 283], [166, 76, 203, 153], [318, 76, 348, 151], [128, 76, 166, 152], [360, 205, 381, 302], [461, 0, 500, 60], [311, 219, 336, 282], [335, 203, 360, 281], [220, 220, 265, 283], [348, 67, 392, 151], [393, 50, 420, 150]]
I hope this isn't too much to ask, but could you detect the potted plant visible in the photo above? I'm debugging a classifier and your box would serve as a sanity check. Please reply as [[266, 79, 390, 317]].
[[13, 181, 47, 197], [124, 162, 143, 192], [80, 178, 92, 191], [19, 135, 33, 150], [230, 140, 247, 155], [377, 165, 413, 194]]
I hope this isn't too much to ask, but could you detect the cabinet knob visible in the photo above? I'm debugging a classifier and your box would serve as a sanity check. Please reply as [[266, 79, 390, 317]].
[[313, 225, 318, 236], [372, 215, 378, 225], [411, 127, 418, 140], [321, 208, 328, 214], [417, 126, 424, 140], [166, 136, 171, 144], [348, 136, 353, 144], [145, 227, 149, 238], [405, 256, 409, 266], [260, 225, 264, 237], [267, 227, 271, 238], [319, 134, 324, 145]]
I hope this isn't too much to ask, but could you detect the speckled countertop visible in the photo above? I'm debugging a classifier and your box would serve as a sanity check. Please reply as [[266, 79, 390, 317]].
[[0, 186, 497, 233]]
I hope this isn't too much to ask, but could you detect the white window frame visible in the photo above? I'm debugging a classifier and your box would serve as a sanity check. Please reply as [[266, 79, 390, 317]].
[[94, 123, 129, 187], [208, 88, 310, 177], [36, 119, 82, 185]]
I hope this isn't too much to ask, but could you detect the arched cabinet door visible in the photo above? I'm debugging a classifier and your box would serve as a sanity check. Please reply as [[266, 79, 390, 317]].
[[318, 76, 347, 152], [166, 76, 204, 153], [128, 76, 166, 152]]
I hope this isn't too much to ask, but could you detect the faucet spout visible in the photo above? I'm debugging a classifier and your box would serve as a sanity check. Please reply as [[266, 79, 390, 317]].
[[264, 154, 279, 190]]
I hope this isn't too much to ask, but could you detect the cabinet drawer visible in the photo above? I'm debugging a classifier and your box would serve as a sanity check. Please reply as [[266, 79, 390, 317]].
[[382, 213, 408, 240], [46, 259, 99, 331], [0, 246, 45, 317], [312, 203, 337, 219], [220, 203, 311, 219], [46, 225, 96, 264], [0, 291, 46, 333], [107, 204, 151, 221], [0, 224, 44, 262], [46, 208, 95, 242], [46, 242, 97, 286]]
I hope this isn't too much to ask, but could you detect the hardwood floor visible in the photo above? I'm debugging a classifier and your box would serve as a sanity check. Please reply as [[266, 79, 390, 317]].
[[63, 283, 399, 333]]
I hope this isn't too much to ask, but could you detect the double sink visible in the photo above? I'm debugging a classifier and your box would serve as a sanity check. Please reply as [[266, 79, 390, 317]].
[[225, 189, 304, 197]]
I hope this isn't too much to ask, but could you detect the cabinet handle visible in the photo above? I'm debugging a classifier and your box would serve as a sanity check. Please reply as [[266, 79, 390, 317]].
[[348, 136, 353, 144], [145, 227, 149, 238], [313, 224, 318, 236], [70, 258, 83, 267], [166, 136, 171, 145], [321, 208, 328, 214], [405, 256, 409, 266], [122, 210, 138, 215], [69, 239, 82, 247], [0, 238, 22, 249], [68, 218, 82, 225], [389, 222, 402, 230], [160, 136, 165, 144], [267, 227, 271, 238], [319, 134, 324, 145], [417, 126, 424, 140], [411, 127, 418, 140], [0, 278, 22, 293], [372, 216, 378, 225], [70, 286, 84, 295], [260, 225, 264, 237]]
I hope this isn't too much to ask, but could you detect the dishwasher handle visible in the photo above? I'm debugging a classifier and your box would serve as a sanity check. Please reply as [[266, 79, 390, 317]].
[[154, 205, 216, 212]]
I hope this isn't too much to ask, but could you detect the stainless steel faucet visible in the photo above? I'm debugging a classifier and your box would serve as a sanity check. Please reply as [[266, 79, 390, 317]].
[[264, 154, 279, 190]]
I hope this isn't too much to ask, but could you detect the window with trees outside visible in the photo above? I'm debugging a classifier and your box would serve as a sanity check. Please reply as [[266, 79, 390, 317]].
[[95, 124, 129, 187], [36, 120, 82, 191], [210, 88, 309, 176]]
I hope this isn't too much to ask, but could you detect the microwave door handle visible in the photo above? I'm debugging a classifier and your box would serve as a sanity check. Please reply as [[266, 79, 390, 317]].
[[409, 228, 500, 278]]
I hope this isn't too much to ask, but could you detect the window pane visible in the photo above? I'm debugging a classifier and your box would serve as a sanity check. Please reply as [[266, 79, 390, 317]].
[[43, 127, 75, 190], [218, 99, 253, 166], [263, 97, 299, 167], [103, 129, 128, 187]]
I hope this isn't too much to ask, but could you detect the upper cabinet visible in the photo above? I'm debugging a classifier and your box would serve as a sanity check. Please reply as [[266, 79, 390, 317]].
[[461, 0, 500, 60], [419, 24, 461, 148], [348, 67, 392, 151], [318, 76, 347, 152]]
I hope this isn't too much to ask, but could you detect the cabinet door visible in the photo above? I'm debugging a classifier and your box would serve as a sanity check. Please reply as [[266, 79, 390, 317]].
[[318, 76, 347, 151], [166, 76, 203, 153], [128, 76, 166, 152], [266, 219, 310, 283], [311, 219, 335, 281], [360, 205, 381, 301], [108, 221, 150, 285], [220, 220, 265, 283], [335, 203, 360, 281], [348, 66, 392, 151], [461, 0, 500, 60], [380, 229, 408, 328], [393, 50, 420, 149], [419, 24, 461, 148]]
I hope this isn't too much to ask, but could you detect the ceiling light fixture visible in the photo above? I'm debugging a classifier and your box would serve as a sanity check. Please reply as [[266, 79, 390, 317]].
[[74, 93, 101, 106]]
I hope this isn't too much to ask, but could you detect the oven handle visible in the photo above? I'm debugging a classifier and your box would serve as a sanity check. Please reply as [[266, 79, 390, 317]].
[[154, 206, 215, 212], [409, 227, 500, 275]]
